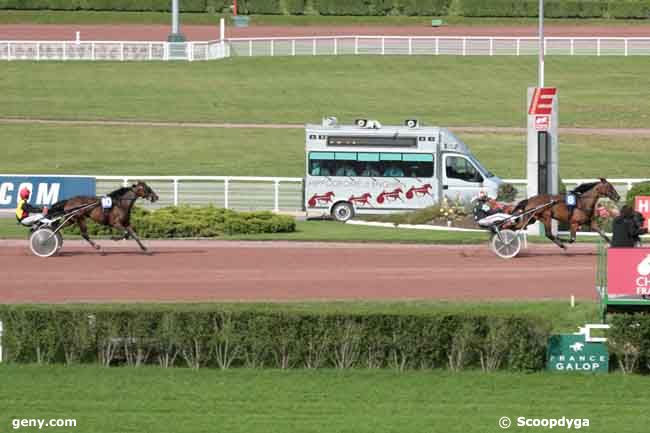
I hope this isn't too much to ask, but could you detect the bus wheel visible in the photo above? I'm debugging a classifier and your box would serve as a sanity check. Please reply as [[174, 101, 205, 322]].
[[332, 202, 354, 222]]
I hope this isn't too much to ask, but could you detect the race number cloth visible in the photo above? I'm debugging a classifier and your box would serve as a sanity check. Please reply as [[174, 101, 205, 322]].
[[565, 193, 577, 207], [101, 196, 112, 209]]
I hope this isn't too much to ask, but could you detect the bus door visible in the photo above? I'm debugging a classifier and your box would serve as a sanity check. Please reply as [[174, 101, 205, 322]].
[[442, 153, 484, 202]]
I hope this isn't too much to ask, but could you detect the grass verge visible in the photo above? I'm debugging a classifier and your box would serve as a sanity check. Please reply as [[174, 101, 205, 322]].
[[2, 57, 650, 128], [2, 124, 650, 179], [0, 365, 647, 433]]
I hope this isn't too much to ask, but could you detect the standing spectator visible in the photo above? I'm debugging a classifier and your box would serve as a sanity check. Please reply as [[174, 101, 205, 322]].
[[611, 205, 647, 247]]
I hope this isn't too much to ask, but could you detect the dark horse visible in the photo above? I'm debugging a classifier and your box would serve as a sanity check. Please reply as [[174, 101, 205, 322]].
[[50, 181, 158, 253], [511, 178, 620, 249]]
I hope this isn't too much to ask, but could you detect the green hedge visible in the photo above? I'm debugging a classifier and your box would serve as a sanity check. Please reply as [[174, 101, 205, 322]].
[[1, 0, 648, 17], [0, 306, 550, 371], [0, 0, 207, 12], [62, 206, 295, 238], [608, 0, 650, 18], [626, 181, 650, 207]]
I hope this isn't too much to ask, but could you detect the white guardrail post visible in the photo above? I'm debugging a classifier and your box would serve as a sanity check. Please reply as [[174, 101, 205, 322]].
[[173, 178, 179, 206], [224, 178, 230, 209]]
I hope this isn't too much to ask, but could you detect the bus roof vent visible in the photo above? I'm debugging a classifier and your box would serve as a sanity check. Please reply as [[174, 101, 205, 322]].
[[322, 116, 338, 127], [355, 119, 382, 129]]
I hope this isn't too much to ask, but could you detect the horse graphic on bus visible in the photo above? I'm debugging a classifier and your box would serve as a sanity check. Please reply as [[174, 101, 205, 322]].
[[405, 184, 433, 199], [308, 191, 335, 207], [376, 188, 404, 204], [348, 193, 373, 207]]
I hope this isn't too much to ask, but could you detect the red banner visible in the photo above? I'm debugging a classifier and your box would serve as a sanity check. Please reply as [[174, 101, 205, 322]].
[[608, 248, 650, 296], [635, 196, 650, 229]]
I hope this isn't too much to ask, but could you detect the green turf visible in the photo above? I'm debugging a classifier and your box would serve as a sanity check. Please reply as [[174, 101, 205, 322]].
[[1, 10, 648, 26], [2, 123, 649, 179], [0, 365, 647, 433], [2, 57, 650, 128]]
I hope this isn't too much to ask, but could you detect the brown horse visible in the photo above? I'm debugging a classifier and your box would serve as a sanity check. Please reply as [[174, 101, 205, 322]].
[[50, 181, 158, 253], [511, 178, 620, 249]]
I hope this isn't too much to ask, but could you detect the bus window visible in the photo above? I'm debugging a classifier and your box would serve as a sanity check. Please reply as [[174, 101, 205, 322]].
[[445, 155, 483, 183], [309, 152, 434, 178], [402, 154, 434, 178], [309, 152, 335, 176]]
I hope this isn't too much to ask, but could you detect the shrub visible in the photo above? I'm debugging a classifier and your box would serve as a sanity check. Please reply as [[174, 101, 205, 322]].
[[0, 305, 551, 372], [626, 181, 650, 207], [496, 183, 518, 202], [63, 206, 295, 238], [608, 0, 650, 19], [608, 314, 650, 374]]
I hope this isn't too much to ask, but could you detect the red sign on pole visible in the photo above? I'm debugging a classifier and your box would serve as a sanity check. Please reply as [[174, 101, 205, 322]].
[[608, 248, 650, 296], [635, 196, 650, 229], [528, 88, 557, 115], [534, 116, 550, 131]]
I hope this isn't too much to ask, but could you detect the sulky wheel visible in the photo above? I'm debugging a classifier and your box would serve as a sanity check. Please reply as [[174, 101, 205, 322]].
[[29, 228, 60, 258], [490, 229, 521, 259]]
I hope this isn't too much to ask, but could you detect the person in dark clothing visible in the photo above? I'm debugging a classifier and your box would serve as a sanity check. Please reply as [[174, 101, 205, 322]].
[[611, 205, 647, 247]]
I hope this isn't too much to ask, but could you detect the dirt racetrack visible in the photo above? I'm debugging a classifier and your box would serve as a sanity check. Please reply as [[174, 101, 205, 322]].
[[0, 240, 598, 304], [2, 24, 650, 41]]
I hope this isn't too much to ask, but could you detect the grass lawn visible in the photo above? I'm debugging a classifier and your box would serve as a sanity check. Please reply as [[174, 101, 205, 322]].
[[2, 57, 650, 128], [0, 365, 648, 433], [1, 10, 649, 26], [2, 123, 649, 179]]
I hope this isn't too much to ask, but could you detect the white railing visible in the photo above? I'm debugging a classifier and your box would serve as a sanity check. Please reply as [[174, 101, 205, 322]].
[[504, 178, 650, 201], [3, 36, 650, 61], [96, 176, 304, 212], [91, 176, 650, 212], [226, 36, 650, 57], [0, 40, 229, 61]]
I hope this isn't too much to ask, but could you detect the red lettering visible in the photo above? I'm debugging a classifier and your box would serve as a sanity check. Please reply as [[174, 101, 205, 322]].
[[529, 88, 557, 115]]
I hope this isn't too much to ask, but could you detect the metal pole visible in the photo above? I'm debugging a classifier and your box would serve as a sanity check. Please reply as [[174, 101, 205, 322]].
[[168, 0, 185, 42], [172, 0, 179, 35], [539, 0, 544, 87]]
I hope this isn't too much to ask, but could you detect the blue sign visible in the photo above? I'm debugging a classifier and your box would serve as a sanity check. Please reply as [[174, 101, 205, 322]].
[[0, 176, 96, 209]]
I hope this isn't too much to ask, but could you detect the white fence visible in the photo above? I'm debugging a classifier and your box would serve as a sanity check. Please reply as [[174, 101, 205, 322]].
[[96, 176, 304, 212], [3, 36, 650, 61], [97, 176, 649, 212], [227, 36, 650, 57], [504, 178, 649, 201], [0, 40, 228, 61]]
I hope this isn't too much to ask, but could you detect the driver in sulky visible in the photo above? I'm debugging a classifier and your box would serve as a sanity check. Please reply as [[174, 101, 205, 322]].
[[15, 187, 49, 226], [473, 192, 515, 228]]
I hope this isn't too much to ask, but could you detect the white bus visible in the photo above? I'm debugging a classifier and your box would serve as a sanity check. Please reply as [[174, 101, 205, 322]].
[[304, 118, 503, 221]]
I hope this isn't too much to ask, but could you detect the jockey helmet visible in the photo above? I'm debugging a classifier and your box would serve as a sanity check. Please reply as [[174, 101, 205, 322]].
[[19, 187, 31, 199]]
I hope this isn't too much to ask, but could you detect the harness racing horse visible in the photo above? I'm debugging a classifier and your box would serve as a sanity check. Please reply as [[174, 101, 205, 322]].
[[51, 181, 159, 254], [511, 178, 620, 249]]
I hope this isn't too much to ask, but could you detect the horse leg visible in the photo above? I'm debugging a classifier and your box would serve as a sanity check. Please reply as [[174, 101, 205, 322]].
[[78, 218, 102, 251], [568, 221, 580, 244], [543, 217, 566, 250], [124, 225, 149, 253], [591, 220, 612, 245]]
